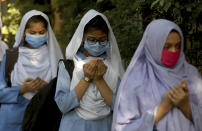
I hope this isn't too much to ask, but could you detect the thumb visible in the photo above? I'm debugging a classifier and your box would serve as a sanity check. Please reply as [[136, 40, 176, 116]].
[[181, 80, 188, 92]]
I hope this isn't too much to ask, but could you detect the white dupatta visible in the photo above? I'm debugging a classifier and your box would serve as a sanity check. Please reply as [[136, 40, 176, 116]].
[[11, 10, 63, 100], [66, 9, 124, 120]]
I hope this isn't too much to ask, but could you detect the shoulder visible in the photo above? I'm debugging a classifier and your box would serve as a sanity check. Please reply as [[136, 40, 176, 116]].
[[186, 63, 201, 77], [0, 41, 8, 49]]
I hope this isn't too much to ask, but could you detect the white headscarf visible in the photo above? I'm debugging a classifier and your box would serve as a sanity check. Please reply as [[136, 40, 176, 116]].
[[13, 10, 63, 77], [11, 10, 63, 100], [66, 9, 124, 120], [66, 9, 124, 78], [112, 19, 202, 131], [0, 17, 8, 61], [0, 41, 8, 62]]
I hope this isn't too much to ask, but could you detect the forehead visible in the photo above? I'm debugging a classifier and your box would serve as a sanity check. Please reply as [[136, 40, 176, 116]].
[[166, 32, 181, 43], [25, 22, 47, 31], [85, 28, 107, 38]]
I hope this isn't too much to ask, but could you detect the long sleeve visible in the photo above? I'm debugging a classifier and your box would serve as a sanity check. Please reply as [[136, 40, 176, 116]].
[[189, 75, 202, 131], [190, 102, 202, 130], [55, 61, 80, 114], [112, 84, 158, 131], [0, 55, 20, 104], [111, 78, 121, 110]]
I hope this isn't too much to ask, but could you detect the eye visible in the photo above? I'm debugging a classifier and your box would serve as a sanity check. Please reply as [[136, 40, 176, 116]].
[[39, 32, 45, 35], [175, 43, 181, 49], [29, 31, 36, 35], [100, 40, 108, 45], [87, 37, 97, 42], [164, 44, 170, 49], [99, 38, 108, 42], [39, 30, 47, 35]]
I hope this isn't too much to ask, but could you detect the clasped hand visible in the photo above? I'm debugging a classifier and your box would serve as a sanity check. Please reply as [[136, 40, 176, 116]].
[[83, 59, 107, 81], [163, 80, 189, 109], [20, 77, 47, 94]]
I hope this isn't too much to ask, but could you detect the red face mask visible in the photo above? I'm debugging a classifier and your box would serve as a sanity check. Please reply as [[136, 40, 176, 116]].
[[161, 48, 181, 67]]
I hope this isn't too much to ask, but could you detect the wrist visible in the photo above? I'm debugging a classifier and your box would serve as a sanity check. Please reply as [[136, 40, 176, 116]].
[[162, 100, 173, 111], [19, 86, 26, 95], [94, 76, 104, 82], [83, 76, 92, 83], [178, 100, 189, 110]]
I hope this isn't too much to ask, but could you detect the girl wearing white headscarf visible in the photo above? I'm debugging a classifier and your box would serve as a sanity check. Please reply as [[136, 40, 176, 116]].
[[0, 17, 8, 64], [0, 10, 63, 131], [55, 9, 124, 131], [112, 19, 202, 131]]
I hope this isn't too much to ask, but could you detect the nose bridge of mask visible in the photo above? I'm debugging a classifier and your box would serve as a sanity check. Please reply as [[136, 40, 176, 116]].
[[26, 33, 47, 38], [84, 40, 109, 57], [95, 41, 100, 45]]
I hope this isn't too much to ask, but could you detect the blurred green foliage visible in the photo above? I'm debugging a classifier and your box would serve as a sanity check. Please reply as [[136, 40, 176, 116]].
[[2, 3, 21, 46]]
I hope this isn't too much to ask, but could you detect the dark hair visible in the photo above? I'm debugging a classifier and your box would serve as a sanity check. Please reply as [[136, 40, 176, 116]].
[[25, 15, 48, 29], [84, 15, 108, 35], [170, 29, 179, 33]]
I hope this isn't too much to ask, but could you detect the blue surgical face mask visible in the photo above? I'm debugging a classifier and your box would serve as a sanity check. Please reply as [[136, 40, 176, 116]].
[[25, 33, 48, 48], [84, 40, 110, 56]]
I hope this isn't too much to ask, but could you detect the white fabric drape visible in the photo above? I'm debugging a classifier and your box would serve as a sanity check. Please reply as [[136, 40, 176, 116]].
[[65, 9, 124, 120], [70, 57, 118, 120], [0, 17, 8, 61], [13, 10, 63, 77], [11, 45, 52, 100], [0, 41, 8, 61], [65, 9, 124, 78], [11, 10, 63, 100]]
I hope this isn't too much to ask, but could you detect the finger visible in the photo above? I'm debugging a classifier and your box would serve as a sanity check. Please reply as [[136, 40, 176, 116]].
[[92, 69, 96, 77], [181, 80, 188, 86], [92, 62, 98, 70], [104, 65, 107, 73], [35, 77, 41, 81], [99, 60, 104, 65], [169, 88, 178, 99], [98, 67, 102, 76], [168, 93, 175, 105], [39, 81, 46, 89], [168, 90, 175, 99], [90, 60, 96, 66], [88, 64, 95, 73], [181, 81, 188, 92], [97, 60, 103, 67], [33, 80, 43, 90], [24, 78, 33, 83], [167, 92, 174, 101], [83, 64, 87, 69], [95, 65, 99, 75], [43, 81, 47, 86], [85, 63, 90, 70], [30, 78, 41, 88], [174, 85, 182, 94], [171, 86, 178, 95], [84, 64, 91, 73], [101, 65, 106, 75], [182, 87, 189, 93], [91, 60, 99, 68], [93, 60, 99, 68], [90, 59, 97, 63]]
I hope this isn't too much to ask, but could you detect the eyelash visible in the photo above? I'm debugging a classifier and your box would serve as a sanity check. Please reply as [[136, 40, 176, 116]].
[[30, 32, 45, 34]]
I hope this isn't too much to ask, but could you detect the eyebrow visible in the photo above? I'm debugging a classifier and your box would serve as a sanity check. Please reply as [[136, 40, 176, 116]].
[[165, 41, 181, 45], [29, 29, 46, 32], [87, 35, 107, 38]]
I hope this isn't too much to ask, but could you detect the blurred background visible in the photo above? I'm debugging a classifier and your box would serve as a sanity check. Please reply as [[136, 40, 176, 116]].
[[0, 0, 201, 74]]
